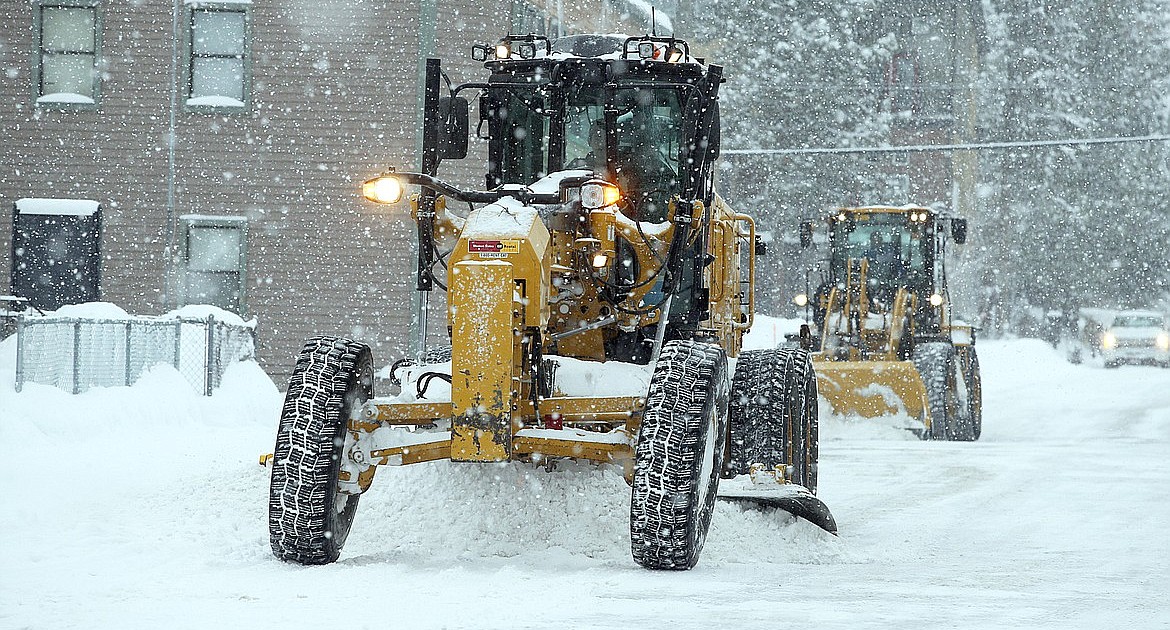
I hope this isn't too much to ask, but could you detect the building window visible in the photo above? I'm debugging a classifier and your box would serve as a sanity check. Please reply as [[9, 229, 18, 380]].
[[187, 4, 249, 109], [34, 1, 100, 106], [11, 198, 103, 311], [180, 216, 247, 314], [886, 52, 919, 113]]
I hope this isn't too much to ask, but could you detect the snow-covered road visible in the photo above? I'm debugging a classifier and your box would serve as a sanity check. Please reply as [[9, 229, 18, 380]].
[[1, 337, 1168, 629]]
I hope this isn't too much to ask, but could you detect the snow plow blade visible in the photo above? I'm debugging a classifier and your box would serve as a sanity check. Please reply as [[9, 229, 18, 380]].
[[718, 477, 838, 534], [813, 359, 928, 422]]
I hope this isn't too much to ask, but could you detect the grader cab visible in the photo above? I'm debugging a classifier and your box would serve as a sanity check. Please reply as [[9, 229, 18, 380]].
[[267, 34, 834, 571], [797, 205, 982, 440]]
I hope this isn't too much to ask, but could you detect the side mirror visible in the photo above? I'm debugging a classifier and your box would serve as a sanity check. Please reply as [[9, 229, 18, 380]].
[[437, 96, 469, 160], [951, 218, 968, 244], [799, 221, 814, 248], [754, 234, 767, 256]]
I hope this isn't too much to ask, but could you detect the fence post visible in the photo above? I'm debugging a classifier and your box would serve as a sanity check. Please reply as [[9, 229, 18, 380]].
[[73, 320, 81, 395], [14, 315, 24, 393], [125, 321, 133, 386], [173, 319, 182, 371], [204, 314, 215, 396]]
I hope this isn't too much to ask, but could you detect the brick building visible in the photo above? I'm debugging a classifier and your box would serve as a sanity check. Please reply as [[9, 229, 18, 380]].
[[0, 0, 660, 380]]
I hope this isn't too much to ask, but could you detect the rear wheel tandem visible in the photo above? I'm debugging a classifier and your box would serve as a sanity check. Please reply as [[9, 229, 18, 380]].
[[631, 340, 730, 570], [726, 348, 819, 491], [269, 337, 374, 565]]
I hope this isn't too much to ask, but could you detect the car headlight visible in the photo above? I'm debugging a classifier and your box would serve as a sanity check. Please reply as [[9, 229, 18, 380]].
[[1156, 332, 1170, 351], [1102, 331, 1118, 350], [793, 293, 809, 307]]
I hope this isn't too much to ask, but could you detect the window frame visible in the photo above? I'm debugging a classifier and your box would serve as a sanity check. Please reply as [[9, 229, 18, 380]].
[[885, 52, 920, 114], [179, 215, 249, 315], [31, 0, 102, 110], [183, 1, 252, 114]]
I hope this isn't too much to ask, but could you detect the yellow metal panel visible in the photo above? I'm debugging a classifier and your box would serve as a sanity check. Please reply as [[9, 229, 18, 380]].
[[450, 260, 515, 462], [354, 401, 453, 431], [369, 439, 452, 466], [813, 359, 929, 422], [537, 395, 645, 422], [447, 204, 550, 329], [513, 435, 632, 464]]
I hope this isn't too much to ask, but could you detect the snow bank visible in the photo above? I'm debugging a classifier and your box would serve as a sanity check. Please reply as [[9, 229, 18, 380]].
[[3, 332, 1170, 627], [44, 301, 131, 319]]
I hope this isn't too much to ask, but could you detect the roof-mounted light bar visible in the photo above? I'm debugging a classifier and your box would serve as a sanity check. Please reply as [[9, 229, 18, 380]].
[[623, 35, 689, 63], [472, 34, 552, 62]]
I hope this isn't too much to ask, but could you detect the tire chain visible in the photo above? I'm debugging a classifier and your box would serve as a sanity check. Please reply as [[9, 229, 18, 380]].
[[631, 340, 728, 570], [269, 336, 366, 564], [727, 348, 818, 489]]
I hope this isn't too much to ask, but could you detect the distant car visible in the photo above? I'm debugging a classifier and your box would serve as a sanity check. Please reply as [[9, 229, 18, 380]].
[[1101, 310, 1170, 368]]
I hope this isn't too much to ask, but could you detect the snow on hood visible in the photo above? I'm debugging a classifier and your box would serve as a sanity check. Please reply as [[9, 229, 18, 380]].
[[462, 171, 593, 239], [528, 169, 592, 195], [463, 198, 539, 239]]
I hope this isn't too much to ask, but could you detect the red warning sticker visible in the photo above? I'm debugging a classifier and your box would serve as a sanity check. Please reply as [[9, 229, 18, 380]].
[[469, 240, 519, 255]]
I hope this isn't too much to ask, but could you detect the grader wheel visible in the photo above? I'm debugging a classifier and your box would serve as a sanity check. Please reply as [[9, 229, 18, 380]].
[[630, 340, 729, 570], [269, 337, 373, 565]]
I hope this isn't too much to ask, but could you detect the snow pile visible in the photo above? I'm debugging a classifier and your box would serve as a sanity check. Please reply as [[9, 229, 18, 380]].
[[43, 301, 131, 319], [347, 460, 845, 569], [6, 318, 1170, 627]]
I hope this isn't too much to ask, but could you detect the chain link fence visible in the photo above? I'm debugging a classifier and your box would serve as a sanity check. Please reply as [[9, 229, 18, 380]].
[[14, 314, 256, 395]]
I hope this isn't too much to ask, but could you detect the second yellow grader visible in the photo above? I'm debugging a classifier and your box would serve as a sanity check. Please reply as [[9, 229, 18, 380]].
[[796, 205, 981, 441]]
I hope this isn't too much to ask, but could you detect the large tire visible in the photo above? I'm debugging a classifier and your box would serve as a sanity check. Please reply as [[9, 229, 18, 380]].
[[269, 337, 373, 565], [912, 342, 957, 440], [631, 340, 729, 570], [726, 348, 820, 492], [955, 346, 982, 441]]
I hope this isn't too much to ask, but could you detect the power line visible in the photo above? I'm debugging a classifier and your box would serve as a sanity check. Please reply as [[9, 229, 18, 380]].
[[723, 133, 1170, 156]]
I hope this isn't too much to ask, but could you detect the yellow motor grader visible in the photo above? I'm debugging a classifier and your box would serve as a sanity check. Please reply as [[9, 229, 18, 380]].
[[796, 205, 981, 441], [267, 34, 835, 570]]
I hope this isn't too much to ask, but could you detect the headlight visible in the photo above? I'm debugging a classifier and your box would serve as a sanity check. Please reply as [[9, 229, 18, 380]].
[[580, 181, 621, 209], [1156, 332, 1169, 351], [929, 293, 944, 307], [362, 174, 404, 204], [793, 293, 809, 307], [1102, 331, 1118, 350]]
